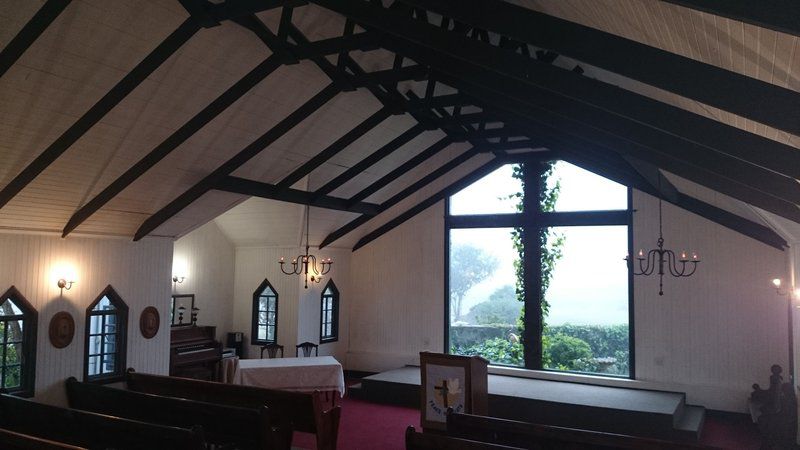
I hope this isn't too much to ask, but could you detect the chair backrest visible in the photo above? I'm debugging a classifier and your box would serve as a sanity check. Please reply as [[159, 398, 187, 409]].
[[261, 344, 284, 359], [296, 341, 319, 357]]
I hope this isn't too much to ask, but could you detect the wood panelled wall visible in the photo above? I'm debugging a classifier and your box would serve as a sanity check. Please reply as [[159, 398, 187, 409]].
[[347, 191, 789, 412], [0, 232, 173, 406], [233, 246, 300, 358], [347, 204, 445, 371], [173, 221, 235, 342], [232, 245, 349, 360]]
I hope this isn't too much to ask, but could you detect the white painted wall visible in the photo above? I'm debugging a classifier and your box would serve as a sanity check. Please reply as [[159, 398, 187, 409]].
[[231, 245, 350, 360], [173, 221, 235, 342], [347, 204, 445, 371], [346, 191, 789, 412], [0, 232, 173, 406]]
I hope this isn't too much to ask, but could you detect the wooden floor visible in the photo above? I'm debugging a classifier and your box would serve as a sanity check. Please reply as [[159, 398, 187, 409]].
[[349, 366, 706, 441]]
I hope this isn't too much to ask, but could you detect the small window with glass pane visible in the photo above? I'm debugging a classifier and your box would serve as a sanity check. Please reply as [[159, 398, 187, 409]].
[[320, 280, 339, 343], [84, 286, 127, 383], [0, 287, 37, 396], [252, 280, 279, 345]]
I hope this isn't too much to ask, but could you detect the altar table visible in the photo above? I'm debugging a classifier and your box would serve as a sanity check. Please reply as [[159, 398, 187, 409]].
[[232, 356, 346, 396]]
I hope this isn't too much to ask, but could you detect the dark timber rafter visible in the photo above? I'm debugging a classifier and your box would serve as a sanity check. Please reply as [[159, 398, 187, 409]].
[[0, 17, 201, 209], [134, 83, 341, 241], [661, 0, 800, 38], [399, 0, 800, 136], [319, 145, 484, 248], [312, 124, 427, 198], [62, 55, 284, 237], [0, 0, 72, 78], [433, 77, 800, 224], [311, 0, 800, 190], [277, 107, 393, 189], [215, 176, 382, 215], [352, 156, 504, 251], [558, 150, 788, 251]]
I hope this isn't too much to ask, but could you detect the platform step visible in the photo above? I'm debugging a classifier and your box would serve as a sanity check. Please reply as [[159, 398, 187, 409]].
[[357, 366, 706, 442]]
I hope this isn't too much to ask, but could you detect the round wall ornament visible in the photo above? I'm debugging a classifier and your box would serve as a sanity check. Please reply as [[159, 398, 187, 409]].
[[139, 306, 160, 339], [49, 311, 75, 349]]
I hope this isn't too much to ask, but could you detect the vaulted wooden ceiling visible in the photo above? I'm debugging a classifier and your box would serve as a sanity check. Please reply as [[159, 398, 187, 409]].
[[0, 0, 797, 250]]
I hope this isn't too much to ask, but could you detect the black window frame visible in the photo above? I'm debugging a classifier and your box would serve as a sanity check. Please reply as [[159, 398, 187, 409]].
[[0, 286, 37, 397], [84, 285, 128, 384], [445, 157, 635, 378], [320, 280, 339, 343], [251, 279, 279, 345]]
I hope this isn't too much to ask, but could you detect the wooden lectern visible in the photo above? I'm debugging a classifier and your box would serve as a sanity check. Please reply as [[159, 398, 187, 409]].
[[420, 352, 489, 431]]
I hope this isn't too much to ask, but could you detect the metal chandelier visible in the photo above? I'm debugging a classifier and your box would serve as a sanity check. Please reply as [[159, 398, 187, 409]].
[[279, 205, 332, 289], [628, 198, 700, 295]]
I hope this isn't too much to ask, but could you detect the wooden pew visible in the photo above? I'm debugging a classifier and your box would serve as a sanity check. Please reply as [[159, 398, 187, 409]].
[[126, 368, 341, 450], [0, 393, 205, 450], [446, 412, 720, 449], [65, 377, 290, 450], [406, 426, 526, 450], [0, 428, 86, 450]]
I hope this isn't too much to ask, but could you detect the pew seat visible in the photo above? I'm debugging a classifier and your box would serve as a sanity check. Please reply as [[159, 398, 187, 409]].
[[0, 394, 205, 450], [0, 428, 86, 450], [406, 426, 526, 450], [446, 411, 720, 449], [65, 377, 290, 450], [126, 368, 340, 450]]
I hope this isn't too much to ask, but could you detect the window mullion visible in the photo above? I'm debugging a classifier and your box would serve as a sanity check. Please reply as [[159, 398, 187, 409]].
[[522, 162, 546, 370]]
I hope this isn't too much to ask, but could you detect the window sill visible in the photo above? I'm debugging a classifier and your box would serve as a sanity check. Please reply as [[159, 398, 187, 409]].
[[488, 365, 638, 388], [85, 373, 125, 385]]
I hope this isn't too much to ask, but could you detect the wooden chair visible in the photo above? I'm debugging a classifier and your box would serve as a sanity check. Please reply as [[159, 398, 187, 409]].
[[296, 341, 319, 357], [261, 343, 285, 359]]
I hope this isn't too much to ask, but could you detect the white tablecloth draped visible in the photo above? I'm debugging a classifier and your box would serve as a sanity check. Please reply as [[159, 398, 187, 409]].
[[232, 356, 346, 397]]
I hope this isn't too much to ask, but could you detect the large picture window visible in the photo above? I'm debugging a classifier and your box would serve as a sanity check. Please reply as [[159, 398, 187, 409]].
[[252, 280, 278, 345], [0, 287, 37, 397], [85, 286, 128, 383], [447, 160, 633, 377]]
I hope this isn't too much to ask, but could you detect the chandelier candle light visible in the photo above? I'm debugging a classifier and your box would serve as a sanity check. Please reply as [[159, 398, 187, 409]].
[[627, 199, 700, 295], [279, 205, 332, 289]]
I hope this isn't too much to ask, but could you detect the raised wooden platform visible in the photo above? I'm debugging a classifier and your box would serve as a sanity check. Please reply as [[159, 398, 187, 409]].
[[349, 366, 706, 442]]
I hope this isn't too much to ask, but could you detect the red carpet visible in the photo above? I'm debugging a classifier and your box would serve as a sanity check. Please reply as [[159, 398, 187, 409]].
[[292, 386, 761, 449], [292, 395, 420, 450]]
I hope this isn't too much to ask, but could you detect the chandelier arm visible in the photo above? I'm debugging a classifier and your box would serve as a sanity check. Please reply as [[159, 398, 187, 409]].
[[682, 261, 700, 277]]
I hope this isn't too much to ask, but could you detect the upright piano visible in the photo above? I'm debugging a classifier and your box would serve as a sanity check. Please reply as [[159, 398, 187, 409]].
[[169, 325, 222, 381]]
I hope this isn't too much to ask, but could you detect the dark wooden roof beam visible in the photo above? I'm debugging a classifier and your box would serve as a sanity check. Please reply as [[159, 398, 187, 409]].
[[0, 18, 201, 210], [61, 54, 284, 237], [133, 83, 340, 241], [277, 107, 393, 189], [0, 0, 72, 78], [312, 0, 800, 182], [661, 0, 800, 38], [399, 0, 800, 135], [215, 176, 381, 215]]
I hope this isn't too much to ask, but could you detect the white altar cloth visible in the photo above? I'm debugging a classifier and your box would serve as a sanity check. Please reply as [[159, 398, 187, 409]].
[[232, 356, 346, 396]]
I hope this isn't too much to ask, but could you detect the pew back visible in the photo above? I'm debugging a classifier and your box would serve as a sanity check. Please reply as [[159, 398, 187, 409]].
[[446, 412, 719, 450], [65, 377, 289, 450], [0, 428, 86, 450], [406, 426, 526, 450], [0, 394, 205, 450], [126, 369, 340, 450]]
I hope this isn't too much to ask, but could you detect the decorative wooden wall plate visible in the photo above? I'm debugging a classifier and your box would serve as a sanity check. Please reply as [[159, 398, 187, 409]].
[[49, 311, 75, 349], [139, 306, 160, 339]]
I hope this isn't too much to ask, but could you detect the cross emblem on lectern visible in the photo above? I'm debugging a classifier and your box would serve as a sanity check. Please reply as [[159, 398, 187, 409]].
[[434, 379, 451, 408]]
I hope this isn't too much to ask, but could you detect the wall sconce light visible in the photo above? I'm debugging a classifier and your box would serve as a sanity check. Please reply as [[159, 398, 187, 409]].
[[57, 278, 74, 294], [172, 275, 185, 284], [771, 277, 796, 382]]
